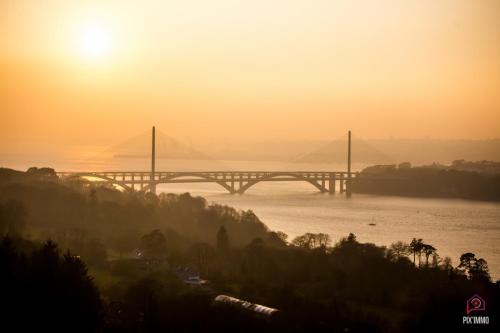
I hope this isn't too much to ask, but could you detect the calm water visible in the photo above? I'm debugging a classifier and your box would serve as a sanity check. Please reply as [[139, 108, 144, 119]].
[[4, 157, 500, 279], [157, 181, 500, 280]]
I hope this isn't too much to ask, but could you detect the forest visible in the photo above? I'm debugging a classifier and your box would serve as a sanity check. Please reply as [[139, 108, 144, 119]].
[[353, 161, 500, 201], [0, 167, 499, 332]]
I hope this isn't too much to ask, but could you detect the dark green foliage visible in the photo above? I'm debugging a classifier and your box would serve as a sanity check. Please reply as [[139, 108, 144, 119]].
[[1, 168, 499, 332], [0, 199, 26, 236], [140, 229, 167, 259], [216, 225, 230, 251], [0, 168, 271, 258], [458, 252, 491, 282], [354, 164, 500, 201], [291, 232, 331, 249], [0, 237, 102, 332]]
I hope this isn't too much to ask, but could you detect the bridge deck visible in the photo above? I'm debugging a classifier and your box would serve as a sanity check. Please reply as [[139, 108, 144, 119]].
[[57, 171, 357, 194]]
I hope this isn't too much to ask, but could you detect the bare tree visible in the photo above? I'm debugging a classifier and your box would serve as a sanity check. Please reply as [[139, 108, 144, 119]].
[[389, 241, 409, 260]]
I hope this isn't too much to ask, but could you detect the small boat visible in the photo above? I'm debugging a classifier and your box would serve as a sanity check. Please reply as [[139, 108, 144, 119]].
[[368, 217, 376, 226]]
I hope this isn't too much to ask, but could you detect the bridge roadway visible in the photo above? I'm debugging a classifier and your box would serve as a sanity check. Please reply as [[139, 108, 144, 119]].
[[57, 171, 357, 194]]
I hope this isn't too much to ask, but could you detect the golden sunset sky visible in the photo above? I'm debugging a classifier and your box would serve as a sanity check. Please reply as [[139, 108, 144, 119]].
[[1, 0, 499, 155]]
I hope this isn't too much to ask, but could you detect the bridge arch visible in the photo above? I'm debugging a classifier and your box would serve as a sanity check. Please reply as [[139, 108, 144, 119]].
[[62, 173, 134, 192], [237, 172, 326, 194], [142, 173, 235, 193]]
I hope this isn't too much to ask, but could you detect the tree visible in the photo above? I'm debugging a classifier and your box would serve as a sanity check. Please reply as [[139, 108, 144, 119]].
[[292, 234, 309, 249], [409, 238, 424, 266], [26, 167, 57, 180], [276, 231, 288, 242], [187, 242, 215, 274], [0, 200, 26, 237], [430, 253, 439, 268], [389, 241, 409, 261], [398, 162, 412, 169], [458, 252, 475, 273], [140, 230, 167, 260], [458, 252, 491, 281], [216, 226, 229, 251], [109, 230, 139, 258], [439, 256, 453, 273], [421, 243, 437, 267], [83, 238, 107, 267], [1, 238, 102, 332], [346, 233, 357, 243], [292, 233, 331, 250], [248, 237, 264, 249], [266, 231, 288, 247], [472, 258, 490, 281], [317, 233, 331, 248]]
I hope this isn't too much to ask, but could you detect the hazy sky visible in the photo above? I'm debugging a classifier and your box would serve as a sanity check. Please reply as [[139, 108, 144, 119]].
[[1, 0, 500, 156]]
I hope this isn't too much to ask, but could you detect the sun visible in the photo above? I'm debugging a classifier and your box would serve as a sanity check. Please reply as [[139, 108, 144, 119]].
[[78, 22, 113, 59]]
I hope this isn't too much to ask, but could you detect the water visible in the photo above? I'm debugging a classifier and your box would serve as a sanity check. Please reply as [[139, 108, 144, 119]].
[[3, 156, 500, 279], [156, 181, 500, 280]]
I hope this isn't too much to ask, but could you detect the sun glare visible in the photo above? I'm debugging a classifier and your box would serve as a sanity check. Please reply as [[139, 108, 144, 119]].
[[79, 22, 113, 59]]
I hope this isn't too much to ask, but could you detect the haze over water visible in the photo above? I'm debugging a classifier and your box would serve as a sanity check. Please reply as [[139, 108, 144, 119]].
[[5, 155, 498, 280]]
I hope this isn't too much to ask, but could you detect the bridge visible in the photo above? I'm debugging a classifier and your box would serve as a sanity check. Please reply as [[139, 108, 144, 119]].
[[58, 127, 355, 196], [57, 170, 357, 194]]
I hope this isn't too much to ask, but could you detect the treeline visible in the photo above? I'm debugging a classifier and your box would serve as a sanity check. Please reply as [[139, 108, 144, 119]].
[[0, 238, 101, 332], [0, 237, 282, 332], [1, 231, 498, 332], [1, 167, 499, 332], [0, 167, 271, 265], [353, 163, 500, 201]]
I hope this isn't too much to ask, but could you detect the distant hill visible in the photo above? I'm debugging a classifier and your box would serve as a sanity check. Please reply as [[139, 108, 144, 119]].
[[108, 131, 210, 160], [293, 139, 500, 165], [295, 139, 393, 164], [102, 134, 500, 165], [367, 139, 500, 165]]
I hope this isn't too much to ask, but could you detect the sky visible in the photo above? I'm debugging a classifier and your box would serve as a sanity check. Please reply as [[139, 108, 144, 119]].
[[1, 0, 500, 158]]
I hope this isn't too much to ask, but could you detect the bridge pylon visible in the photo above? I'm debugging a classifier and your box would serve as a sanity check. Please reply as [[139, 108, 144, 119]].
[[346, 130, 352, 198], [150, 126, 156, 195]]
